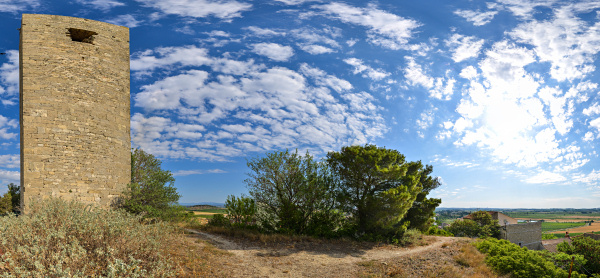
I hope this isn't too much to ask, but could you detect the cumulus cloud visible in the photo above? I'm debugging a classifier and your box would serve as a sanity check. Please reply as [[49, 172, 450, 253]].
[[343, 58, 389, 81], [299, 44, 335, 55], [0, 50, 19, 105], [524, 170, 567, 184], [75, 0, 124, 10], [130, 46, 386, 160], [317, 2, 420, 50], [245, 26, 285, 37], [250, 43, 295, 62], [135, 0, 252, 20], [403, 57, 455, 100], [453, 9, 498, 26], [0, 0, 40, 13], [0, 170, 18, 186], [107, 14, 142, 27], [172, 169, 226, 176], [510, 4, 600, 82], [0, 154, 18, 169], [0, 115, 17, 140], [445, 34, 485, 62]]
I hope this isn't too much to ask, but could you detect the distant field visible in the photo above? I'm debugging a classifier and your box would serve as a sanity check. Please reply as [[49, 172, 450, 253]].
[[505, 212, 600, 219], [190, 208, 227, 219], [550, 221, 600, 234], [551, 231, 600, 238], [542, 222, 587, 232]]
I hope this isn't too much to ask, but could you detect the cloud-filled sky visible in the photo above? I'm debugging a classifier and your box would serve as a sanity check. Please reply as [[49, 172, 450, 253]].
[[1, 0, 599, 208]]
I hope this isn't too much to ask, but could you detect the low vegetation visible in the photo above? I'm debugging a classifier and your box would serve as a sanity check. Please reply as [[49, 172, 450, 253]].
[[475, 238, 588, 278], [0, 198, 176, 277]]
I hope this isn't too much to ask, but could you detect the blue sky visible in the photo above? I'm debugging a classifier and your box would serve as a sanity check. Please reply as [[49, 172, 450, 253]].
[[1, 0, 600, 208]]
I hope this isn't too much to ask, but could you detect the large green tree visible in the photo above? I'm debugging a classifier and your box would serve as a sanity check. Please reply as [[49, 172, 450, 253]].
[[326, 145, 421, 237], [400, 162, 442, 231], [120, 148, 187, 221], [245, 150, 340, 235], [0, 183, 20, 214]]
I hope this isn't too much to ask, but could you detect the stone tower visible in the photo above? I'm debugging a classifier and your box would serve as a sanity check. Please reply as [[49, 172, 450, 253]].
[[19, 14, 131, 212]]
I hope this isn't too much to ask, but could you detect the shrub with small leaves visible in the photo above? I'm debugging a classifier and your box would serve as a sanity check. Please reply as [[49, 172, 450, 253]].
[[0, 198, 176, 277], [475, 238, 586, 278]]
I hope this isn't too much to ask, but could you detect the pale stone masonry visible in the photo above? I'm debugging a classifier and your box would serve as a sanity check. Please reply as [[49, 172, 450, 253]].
[[20, 14, 131, 212]]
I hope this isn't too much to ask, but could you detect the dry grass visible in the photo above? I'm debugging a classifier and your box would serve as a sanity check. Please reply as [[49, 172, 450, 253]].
[[357, 239, 498, 278], [164, 232, 233, 278]]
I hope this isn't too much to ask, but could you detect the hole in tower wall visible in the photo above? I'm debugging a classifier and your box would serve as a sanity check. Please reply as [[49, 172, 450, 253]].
[[68, 28, 98, 44]]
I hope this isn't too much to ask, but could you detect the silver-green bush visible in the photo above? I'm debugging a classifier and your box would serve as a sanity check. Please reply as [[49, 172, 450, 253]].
[[0, 198, 176, 277]]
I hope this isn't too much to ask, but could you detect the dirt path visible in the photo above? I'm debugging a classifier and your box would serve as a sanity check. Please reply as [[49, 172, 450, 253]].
[[185, 229, 457, 277]]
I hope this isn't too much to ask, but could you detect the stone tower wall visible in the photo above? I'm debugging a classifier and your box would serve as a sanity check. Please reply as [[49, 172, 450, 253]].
[[20, 14, 131, 211]]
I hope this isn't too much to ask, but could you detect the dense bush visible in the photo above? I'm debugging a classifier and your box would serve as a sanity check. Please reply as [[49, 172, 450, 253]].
[[425, 226, 453, 236], [327, 145, 421, 238], [447, 211, 500, 238], [0, 183, 20, 214], [0, 198, 175, 277], [558, 235, 600, 275], [245, 150, 340, 235], [225, 195, 256, 227], [475, 238, 586, 278], [120, 148, 190, 222]]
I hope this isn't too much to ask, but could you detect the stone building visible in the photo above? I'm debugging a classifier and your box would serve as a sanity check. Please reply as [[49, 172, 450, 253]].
[[19, 14, 131, 212], [500, 222, 543, 250], [464, 211, 518, 225]]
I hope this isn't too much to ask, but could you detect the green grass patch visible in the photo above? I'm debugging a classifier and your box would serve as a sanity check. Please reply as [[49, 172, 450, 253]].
[[552, 231, 600, 238], [541, 222, 587, 232]]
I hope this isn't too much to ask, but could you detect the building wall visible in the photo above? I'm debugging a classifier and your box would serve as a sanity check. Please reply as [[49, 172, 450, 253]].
[[501, 222, 543, 250], [20, 14, 130, 211], [495, 212, 519, 225]]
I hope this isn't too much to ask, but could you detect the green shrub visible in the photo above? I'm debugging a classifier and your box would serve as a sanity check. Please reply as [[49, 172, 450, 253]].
[[225, 195, 256, 227], [542, 233, 558, 240], [0, 198, 176, 277], [558, 235, 600, 275], [426, 226, 453, 236], [120, 148, 190, 222], [208, 214, 230, 227], [475, 238, 586, 278]]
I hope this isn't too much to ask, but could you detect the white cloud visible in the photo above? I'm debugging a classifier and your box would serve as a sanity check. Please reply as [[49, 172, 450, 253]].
[[344, 58, 389, 81], [524, 170, 567, 184], [0, 170, 18, 186], [583, 131, 594, 142], [291, 27, 341, 48], [0, 50, 19, 105], [131, 46, 212, 73], [510, 4, 600, 81], [76, 0, 124, 10], [453, 9, 498, 26], [107, 14, 142, 28], [172, 169, 226, 176], [403, 57, 454, 100], [245, 26, 285, 37], [131, 46, 386, 160], [299, 44, 335, 55], [135, 0, 252, 20], [583, 103, 600, 116], [590, 117, 600, 132], [250, 43, 295, 62], [275, 0, 320, 5], [0, 154, 18, 169], [299, 64, 352, 93], [0, 0, 39, 13], [0, 115, 18, 140], [317, 2, 420, 50], [445, 34, 484, 62], [497, 0, 557, 19]]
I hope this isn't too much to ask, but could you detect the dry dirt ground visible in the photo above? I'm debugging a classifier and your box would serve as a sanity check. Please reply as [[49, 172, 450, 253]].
[[181, 229, 493, 278]]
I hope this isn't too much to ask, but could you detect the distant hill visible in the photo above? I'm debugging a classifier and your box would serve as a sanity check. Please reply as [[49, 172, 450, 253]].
[[180, 202, 225, 207]]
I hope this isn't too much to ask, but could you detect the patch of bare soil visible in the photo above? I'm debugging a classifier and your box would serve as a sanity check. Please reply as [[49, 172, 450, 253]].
[[182, 229, 492, 278]]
